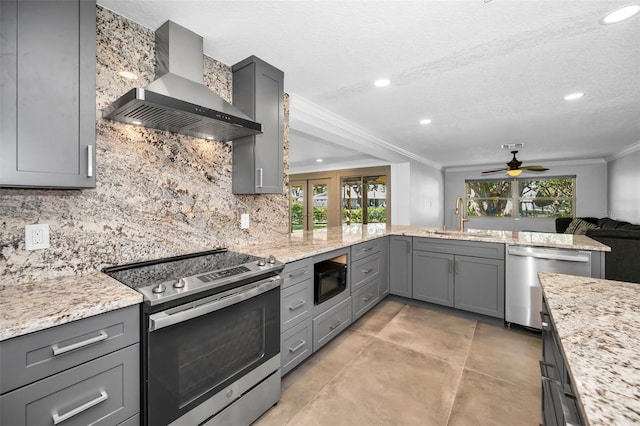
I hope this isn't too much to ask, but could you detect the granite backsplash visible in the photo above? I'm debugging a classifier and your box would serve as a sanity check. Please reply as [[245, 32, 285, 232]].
[[0, 6, 289, 287]]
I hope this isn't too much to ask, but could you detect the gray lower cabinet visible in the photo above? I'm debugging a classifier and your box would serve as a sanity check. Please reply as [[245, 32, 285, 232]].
[[312, 296, 352, 352], [280, 258, 314, 375], [0, 305, 140, 425], [352, 277, 380, 321], [412, 250, 454, 306], [412, 238, 505, 319], [389, 236, 412, 298], [232, 56, 284, 194], [379, 236, 390, 297], [541, 297, 584, 426], [0, 0, 96, 188]]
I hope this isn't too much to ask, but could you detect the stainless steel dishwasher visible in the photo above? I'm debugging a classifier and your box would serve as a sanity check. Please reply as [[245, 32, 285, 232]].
[[505, 245, 592, 329]]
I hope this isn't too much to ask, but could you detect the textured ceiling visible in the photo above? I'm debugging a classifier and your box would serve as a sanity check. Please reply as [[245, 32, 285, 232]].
[[98, 0, 640, 172]]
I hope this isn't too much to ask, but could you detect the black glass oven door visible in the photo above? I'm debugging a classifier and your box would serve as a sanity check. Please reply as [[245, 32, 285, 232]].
[[145, 283, 279, 425]]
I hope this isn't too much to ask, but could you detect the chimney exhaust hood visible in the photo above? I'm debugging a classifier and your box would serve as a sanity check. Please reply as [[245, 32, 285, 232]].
[[103, 21, 261, 142]]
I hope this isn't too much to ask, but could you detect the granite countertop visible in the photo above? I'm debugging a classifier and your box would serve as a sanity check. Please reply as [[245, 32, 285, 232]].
[[1, 225, 608, 343], [233, 224, 610, 262], [538, 272, 640, 425], [0, 272, 142, 342]]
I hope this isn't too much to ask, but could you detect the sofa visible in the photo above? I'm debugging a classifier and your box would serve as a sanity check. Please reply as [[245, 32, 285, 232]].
[[556, 217, 640, 284]]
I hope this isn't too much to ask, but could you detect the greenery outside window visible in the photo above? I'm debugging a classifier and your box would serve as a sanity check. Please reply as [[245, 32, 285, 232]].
[[466, 176, 575, 218]]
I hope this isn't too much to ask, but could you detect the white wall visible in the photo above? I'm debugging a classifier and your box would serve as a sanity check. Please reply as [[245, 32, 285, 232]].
[[443, 160, 608, 232], [608, 146, 640, 224], [391, 161, 443, 227]]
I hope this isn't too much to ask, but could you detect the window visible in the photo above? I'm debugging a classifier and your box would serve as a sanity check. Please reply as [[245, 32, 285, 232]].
[[466, 176, 575, 219], [341, 175, 387, 225]]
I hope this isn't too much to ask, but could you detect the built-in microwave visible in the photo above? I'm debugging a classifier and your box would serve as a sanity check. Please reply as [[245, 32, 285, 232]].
[[314, 254, 348, 304]]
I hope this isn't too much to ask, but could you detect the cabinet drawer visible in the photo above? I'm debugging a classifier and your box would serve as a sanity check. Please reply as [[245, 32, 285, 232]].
[[351, 239, 383, 262], [118, 414, 140, 426], [313, 297, 352, 352], [0, 343, 139, 426], [0, 305, 139, 393], [281, 317, 313, 376], [413, 237, 505, 259], [281, 279, 313, 332], [282, 258, 313, 289], [351, 253, 380, 290], [352, 278, 380, 321]]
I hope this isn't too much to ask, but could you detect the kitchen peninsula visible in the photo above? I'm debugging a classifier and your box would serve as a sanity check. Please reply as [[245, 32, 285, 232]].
[[539, 272, 640, 425]]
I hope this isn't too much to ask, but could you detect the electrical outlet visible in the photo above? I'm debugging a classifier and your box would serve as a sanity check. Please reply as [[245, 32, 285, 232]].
[[25, 224, 50, 250], [241, 214, 250, 229]]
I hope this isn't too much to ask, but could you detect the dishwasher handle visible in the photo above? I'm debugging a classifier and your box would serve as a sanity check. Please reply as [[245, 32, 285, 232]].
[[507, 248, 590, 263]]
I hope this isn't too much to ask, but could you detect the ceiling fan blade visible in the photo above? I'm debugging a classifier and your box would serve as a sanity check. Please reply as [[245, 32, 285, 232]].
[[521, 165, 549, 171], [481, 168, 508, 174]]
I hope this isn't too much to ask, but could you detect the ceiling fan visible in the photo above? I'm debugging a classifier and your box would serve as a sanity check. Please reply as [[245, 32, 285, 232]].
[[482, 150, 549, 177]]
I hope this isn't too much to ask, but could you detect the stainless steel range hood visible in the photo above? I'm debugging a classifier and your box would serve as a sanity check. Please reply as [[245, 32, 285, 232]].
[[103, 21, 261, 142]]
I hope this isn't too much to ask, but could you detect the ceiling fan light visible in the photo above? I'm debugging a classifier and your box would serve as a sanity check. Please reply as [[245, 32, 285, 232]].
[[507, 169, 522, 177]]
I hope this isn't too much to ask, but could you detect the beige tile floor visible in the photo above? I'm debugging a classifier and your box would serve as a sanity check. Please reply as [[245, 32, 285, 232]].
[[254, 296, 541, 426]]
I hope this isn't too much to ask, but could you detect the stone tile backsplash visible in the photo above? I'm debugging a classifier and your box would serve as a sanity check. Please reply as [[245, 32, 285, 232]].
[[0, 6, 289, 287]]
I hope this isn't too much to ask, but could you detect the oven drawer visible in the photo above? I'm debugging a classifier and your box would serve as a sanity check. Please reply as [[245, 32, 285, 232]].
[[0, 343, 139, 426], [352, 277, 380, 321], [281, 278, 313, 332], [282, 258, 313, 289], [313, 296, 352, 352], [351, 239, 383, 262], [281, 317, 313, 376], [0, 305, 139, 394], [351, 253, 380, 291]]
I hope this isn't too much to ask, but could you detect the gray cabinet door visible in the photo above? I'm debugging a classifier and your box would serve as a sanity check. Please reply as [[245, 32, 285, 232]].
[[0, 0, 96, 188], [454, 255, 505, 318], [379, 236, 390, 296], [232, 56, 284, 194], [413, 250, 455, 307], [389, 236, 412, 298]]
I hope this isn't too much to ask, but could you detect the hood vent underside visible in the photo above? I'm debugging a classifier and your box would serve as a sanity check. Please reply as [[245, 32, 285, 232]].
[[103, 21, 261, 142]]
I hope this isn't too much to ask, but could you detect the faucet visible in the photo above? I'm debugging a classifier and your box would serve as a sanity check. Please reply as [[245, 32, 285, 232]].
[[455, 196, 469, 232]]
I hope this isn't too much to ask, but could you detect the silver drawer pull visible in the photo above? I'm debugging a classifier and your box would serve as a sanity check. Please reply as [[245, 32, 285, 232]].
[[52, 390, 108, 424], [287, 269, 307, 278], [87, 145, 93, 177], [541, 321, 549, 327], [361, 268, 373, 274], [329, 320, 342, 330], [363, 295, 374, 302], [361, 247, 373, 252], [51, 330, 108, 356], [288, 340, 306, 353], [288, 300, 306, 311]]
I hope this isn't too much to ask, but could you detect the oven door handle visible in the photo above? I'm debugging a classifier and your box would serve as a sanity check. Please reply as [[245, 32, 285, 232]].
[[148, 276, 281, 332]]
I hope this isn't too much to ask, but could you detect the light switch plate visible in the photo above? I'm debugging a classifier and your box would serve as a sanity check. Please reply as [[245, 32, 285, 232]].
[[241, 214, 250, 229], [25, 224, 50, 250]]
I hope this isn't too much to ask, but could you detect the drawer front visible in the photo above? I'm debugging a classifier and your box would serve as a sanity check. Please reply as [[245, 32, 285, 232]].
[[351, 239, 383, 262], [118, 414, 140, 426], [282, 258, 313, 289], [1, 343, 140, 426], [413, 237, 505, 259], [351, 253, 380, 291], [281, 279, 313, 332], [1, 305, 139, 393], [313, 296, 352, 352], [352, 278, 380, 321], [281, 317, 313, 376]]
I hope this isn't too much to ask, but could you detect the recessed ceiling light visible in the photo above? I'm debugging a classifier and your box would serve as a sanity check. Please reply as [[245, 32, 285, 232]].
[[419, 119, 432, 125], [600, 5, 640, 24], [316, 158, 323, 163], [118, 70, 138, 80], [374, 79, 390, 87], [564, 92, 585, 101], [131, 120, 142, 125], [206, 136, 214, 140]]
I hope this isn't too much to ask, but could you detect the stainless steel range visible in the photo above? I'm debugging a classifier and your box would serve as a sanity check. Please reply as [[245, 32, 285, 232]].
[[103, 249, 284, 426]]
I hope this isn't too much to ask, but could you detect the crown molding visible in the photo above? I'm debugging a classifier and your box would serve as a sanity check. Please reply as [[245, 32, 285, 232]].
[[607, 140, 640, 162], [289, 93, 441, 171]]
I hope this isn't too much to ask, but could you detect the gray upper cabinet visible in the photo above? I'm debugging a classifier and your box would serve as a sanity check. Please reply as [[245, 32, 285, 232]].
[[389, 236, 412, 298], [0, 0, 96, 188], [232, 56, 284, 194]]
